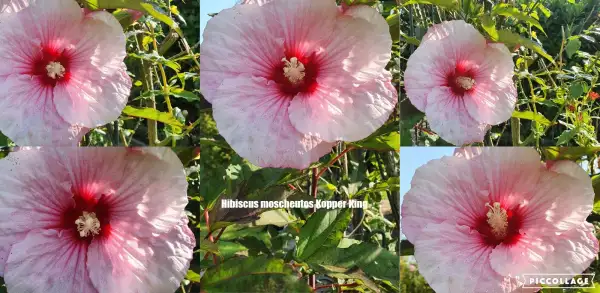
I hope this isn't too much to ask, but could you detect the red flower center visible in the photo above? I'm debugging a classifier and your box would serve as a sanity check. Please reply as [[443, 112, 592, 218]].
[[271, 50, 319, 97], [30, 46, 72, 87], [60, 186, 112, 243], [446, 61, 476, 96], [474, 202, 523, 247]]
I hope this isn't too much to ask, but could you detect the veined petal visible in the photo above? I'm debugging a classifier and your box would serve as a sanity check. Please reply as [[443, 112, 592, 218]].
[[212, 75, 334, 169]]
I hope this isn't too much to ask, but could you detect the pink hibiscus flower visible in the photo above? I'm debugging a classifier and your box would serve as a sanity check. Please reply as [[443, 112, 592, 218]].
[[0, 147, 195, 292], [0, 0, 132, 145], [201, 0, 397, 169], [401, 148, 598, 293], [404, 20, 517, 145]]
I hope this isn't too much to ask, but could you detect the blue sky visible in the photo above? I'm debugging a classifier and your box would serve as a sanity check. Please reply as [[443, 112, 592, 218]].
[[400, 147, 455, 203], [399, 147, 454, 240], [200, 0, 238, 43]]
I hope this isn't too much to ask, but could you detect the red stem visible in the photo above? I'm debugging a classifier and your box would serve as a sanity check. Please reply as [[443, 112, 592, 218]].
[[202, 227, 225, 261], [203, 210, 215, 242], [213, 227, 225, 242], [309, 147, 355, 290], [311, 168, 318, 213], [316, 147, 354, 178], [309, 167, 318, 290], [203, 210, 217, 264], [414, 124, 434, 135]]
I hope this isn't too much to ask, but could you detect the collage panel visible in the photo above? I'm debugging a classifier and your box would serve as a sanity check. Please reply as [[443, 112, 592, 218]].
[[199, 0, 401, 292], [398, 0, 600, 292], [400, 147, 600, 292], [399, 0, 600, 147], [0, 0, 199, 148], [200, 145, 400, 293], [0, 147, 200, 292]]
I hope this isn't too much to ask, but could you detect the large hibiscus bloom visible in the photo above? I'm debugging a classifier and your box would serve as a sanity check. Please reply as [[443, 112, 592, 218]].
[[0, 147, 195, 293], [0, 0, 132, 145], [401, 148, 598, 293], [404, 20, 517, 145], [201, 0, 397, 168]]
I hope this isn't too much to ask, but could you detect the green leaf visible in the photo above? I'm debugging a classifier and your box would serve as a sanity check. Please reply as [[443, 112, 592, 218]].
[[128, 52, 181, 72], [592, 175, 600, 214], [139, 89, 201, 102], [295, 209, 352, 261], [244, 167, 302, 193], [387, 14, 399, 42], [480, 14, 498, 40], [185, 270, 201, 283], [350, 122, 399, 151], [173, 147, 199, 167], [566, 38, 582, 58], [0, 132, 9, 146], [569, 83, 585, 98], [511, 111, 551, 126], [216, 241, 249, 259], [542, 147, 600, 161], [580, 35, 596, 43], [344, 0, 378, 5], [535, 3, 552, 18], [401, 33, 421, 46], [556, 128, 578, 146], [200, 256, 311, 292], [579, 283, 600, 292], [200, 239, 219, 255], [492, 4, 545, 34], [170, 88, 200, 102], [307, 242, 400, 284], [122, 106, 184, 130], [402, 0, 459, 11], [252, 210, 297, 227], [354, 177, 399, 198], [112, 9, 140, 29], [81, 0, 183, 36], [497, 30, 554, 63]]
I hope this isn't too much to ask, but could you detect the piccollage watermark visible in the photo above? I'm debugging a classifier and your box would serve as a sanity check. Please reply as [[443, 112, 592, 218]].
[[521, 273, 595, 289]]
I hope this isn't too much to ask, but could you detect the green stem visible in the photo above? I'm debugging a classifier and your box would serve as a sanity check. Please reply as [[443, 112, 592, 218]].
[[157, 117, 202, 146], [120, 129, 128, 147], [511, 117, 521, 146], [136, 26, 158, 146]]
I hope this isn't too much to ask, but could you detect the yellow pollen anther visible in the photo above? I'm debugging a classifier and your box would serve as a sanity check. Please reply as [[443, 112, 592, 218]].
[[456, 76, 475, 90], [485, 202, 508, 239], [46, 61, 65, 79], [75, 211, 101, 238], [282, 57, 305, 84]]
